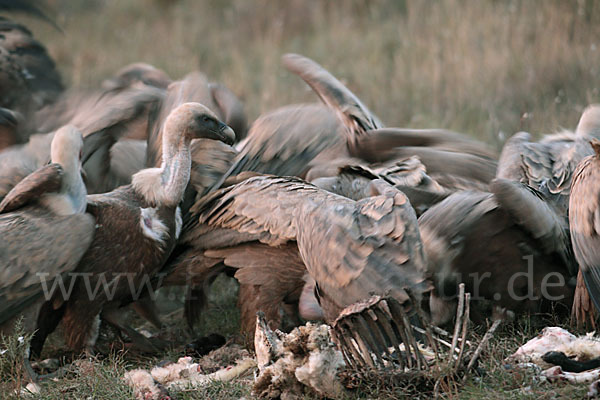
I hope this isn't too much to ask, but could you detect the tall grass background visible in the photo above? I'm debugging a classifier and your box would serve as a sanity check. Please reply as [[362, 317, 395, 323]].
[[16, 0, 600, 149]]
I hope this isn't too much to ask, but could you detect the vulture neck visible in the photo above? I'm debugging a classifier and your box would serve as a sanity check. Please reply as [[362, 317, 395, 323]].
[[132, 129, 191, 208], [42, 158, 87, 216]]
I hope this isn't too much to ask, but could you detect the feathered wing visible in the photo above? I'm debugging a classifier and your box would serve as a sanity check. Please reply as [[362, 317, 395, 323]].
[[546, 139, 592, 196], [205, 242, 307, 336], [570, 153, 600, 313], [366, 146, 497, 189], [282, 53, 383, 140], [0, 163, 62, 213], [491, 178, 576, 274], [418, 191, 497, 285], [296, 180, 431, 320], [189, 139, 238, 197], [496, 131, 533, 182], [0, 210, 95, 325], [209, 103, 343, 191], [209, 83, 247, 142], [357, 127, 497, 160], [196, 176, 430, 321], [498, 131, 592, 199], [195, 176, 317, 246], [146, 72, 216, 168], [72, 85, 164, 138], [311, 160, 448, 215], [74, 86, 163, 193], [0, 0, 59, 28], [0, 132, 53, 200]]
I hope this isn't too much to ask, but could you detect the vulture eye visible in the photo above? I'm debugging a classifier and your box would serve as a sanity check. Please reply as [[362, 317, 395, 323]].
[[202, 115, 210, 122]]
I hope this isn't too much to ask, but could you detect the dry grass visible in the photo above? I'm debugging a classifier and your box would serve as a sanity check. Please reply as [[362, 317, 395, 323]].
[[16, 0, 600, 147], [3, 0, 600, 398]]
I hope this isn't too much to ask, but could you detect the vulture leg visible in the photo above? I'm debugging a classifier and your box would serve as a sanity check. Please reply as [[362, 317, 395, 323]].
[[100, 306, 170, 354], [30, 301, 65, 358], [237, 283, 282, 346], [572, 269, 597, 330], [298, 277, 324, 321], [129, 296, 164, 331], [23, 353, 71, 383]]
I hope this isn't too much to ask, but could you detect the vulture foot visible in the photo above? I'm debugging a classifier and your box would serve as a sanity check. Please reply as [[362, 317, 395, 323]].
[[23, 355, 72, 383], [184, 333, 226, 357], [101, 307, 171, 354], [571, 270, 597, 330]]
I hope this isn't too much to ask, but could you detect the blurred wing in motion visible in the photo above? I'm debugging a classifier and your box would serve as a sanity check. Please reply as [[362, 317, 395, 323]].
[[491, 178, 575, 274], [101, 62, 172, 91], [0, 0, 59, 29], [377, 146, 497, 190], [355, 127, 497, 160], [209, 103, 343, 191], [209, 82, 248, 142], [282, 53, 383, 142]]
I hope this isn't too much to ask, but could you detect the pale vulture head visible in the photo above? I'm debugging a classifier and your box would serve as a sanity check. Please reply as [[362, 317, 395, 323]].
[[162, 102, 235, 145], [576, 104, 600, 139], [50, 125, 84, 171]]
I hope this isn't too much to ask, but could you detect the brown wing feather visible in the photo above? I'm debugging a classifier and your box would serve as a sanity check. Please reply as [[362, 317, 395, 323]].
[[0, 163, 62, 213], [209, 83, 247, 142], [195, 176, 322, 246], [146, 72, 216, 168], [0, 132, 53, 201], [296, 180, 430, 320], [570, 152, 600, 312], [498, 131, 592, 199], [197, 175, 430, 322], [360, 128, 497, 160], [491, 179, 570, 255], [206, 242, 307, 336], [208, 103, 343, 191], [282, 53, 383, 141], [496, 131, 533, 182], [367, 146, 497, 186], [0, 209, 95, 325], [207, 242, 306, 299]]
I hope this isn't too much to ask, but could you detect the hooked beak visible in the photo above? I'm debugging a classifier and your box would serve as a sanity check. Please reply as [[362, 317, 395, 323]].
[[216, 122, 235, 146]]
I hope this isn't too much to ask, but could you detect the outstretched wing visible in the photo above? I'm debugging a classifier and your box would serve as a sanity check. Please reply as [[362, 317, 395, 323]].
[[296, 179, 430, 320], [209, 103, 343, 191], [282, 53, 383, 140], [209, 82, 247, 142], [356, 127, 497, 160], [197, 175, 430, 321], [195, 175, 322, 246]]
